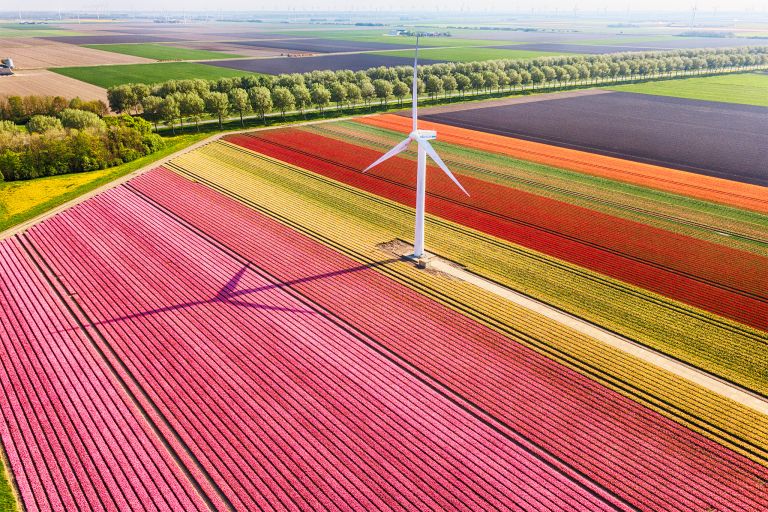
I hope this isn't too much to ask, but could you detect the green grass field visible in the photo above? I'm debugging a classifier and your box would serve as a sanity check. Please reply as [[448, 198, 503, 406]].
[[0, 134, 206, 233], [0, 26, 85, 38], [609, 73, 768, 107], [52, 62, 252, 88], [379, 46, 567, 62], [82, 43, 244, 61]]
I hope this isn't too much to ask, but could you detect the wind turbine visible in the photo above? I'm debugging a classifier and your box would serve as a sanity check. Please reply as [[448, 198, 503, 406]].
[[362, 36, 470, 261]]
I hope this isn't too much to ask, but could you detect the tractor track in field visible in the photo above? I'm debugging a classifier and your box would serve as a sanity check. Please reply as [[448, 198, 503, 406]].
[[310, 126, 768, 247], [166, 157, 768, 468], [242, 133, 768, 307]]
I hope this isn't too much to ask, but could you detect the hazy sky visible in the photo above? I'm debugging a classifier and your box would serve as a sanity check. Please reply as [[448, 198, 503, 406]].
[[10, 0, 768, 14]]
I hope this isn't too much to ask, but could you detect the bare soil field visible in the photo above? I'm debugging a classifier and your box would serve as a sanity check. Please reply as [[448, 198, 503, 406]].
[[207, 52, 445, 74], [422, 91, 768, 186], [208, 32, 310, 40], [0, 69, 108, 103], [42, 34, 183, 45], [0, 38, 152, 69], [492, 43, 661, 54], [456, 30, 613, 41], [226, 37, 414, 53]]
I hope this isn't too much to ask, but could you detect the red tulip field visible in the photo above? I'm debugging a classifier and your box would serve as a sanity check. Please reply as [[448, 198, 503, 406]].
[[226, 128, 768, 331], [1, 115, 766, 511]]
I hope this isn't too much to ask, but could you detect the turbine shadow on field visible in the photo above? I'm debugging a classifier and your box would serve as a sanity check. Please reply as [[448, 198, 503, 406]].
[[58, 258, 400, 332]]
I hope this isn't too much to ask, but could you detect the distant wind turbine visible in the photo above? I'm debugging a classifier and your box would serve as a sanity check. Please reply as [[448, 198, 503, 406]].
[[362, 37, 470, 261]]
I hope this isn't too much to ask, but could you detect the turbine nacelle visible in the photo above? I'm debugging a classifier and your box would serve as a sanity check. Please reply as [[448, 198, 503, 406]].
[[410, 130, 437, 141]]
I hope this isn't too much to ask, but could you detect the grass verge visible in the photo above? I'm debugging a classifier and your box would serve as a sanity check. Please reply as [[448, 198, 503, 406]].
[[82, 43, 244, 61], [0, 441, 18, 512], [0, 134, 207, 233]]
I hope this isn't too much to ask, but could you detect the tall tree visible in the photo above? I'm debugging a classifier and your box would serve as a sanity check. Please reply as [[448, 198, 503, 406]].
[[310, 84, 331, 115], [345, 83, 362, 110], [159, 97, 180, 134], [141, 95, 163, 132], [271, 87, 295, 119], [130, 84, 150, 114], [392, 80, 409, 106], [329, 82, 347, 111], [179, 92, 205, 131], [454, 73, 470, 97], [425, 75, 443, 99], [441, 75, 457, 98], [106, 85, 135, 114], [372, 79, 393, 106], [229, 88, 251, 127], [291, 84, 312, 118], [360, 81, 376, 110], [248, 87, 273, 123], [204, 92, 229, 129]]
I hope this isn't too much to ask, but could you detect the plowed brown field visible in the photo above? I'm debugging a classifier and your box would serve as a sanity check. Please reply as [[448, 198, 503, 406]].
[[0, 70, 108, 103], [0, 37, 152, 69]]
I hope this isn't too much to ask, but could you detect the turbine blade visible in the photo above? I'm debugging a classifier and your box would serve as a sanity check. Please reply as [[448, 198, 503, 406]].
[[362, 137, 412, 173], [412, 35, 419, 131], [417, 138, 470, 196]]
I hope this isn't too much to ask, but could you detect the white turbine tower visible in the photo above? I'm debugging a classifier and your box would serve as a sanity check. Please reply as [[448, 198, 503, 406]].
[[362, 37, 469, 261]]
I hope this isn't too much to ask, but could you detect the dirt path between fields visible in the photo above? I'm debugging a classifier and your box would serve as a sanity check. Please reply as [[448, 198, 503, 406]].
[[422, 255, 768, 415]]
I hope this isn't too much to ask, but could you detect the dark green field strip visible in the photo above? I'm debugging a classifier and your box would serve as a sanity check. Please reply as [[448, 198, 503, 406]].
[[52, 62, 252, 88]]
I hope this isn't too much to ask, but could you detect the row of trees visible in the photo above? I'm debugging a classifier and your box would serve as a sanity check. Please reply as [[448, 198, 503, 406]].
[[0, 107, 164, 182], [106, 46, 768, 129]]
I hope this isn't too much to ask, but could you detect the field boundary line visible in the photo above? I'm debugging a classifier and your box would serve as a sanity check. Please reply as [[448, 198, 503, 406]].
[[310, 121, 768, 246], [219, 139, 766, 346], [243, 131, 768, 304], [0, 114, 368, 242]]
